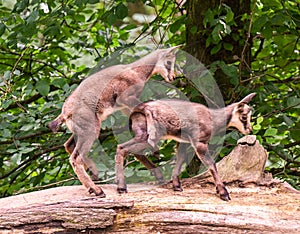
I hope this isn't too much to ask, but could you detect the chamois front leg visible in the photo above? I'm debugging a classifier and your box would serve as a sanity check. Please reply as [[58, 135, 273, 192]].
[[194, 141, 230, 201], [135, 153, 164, 184]]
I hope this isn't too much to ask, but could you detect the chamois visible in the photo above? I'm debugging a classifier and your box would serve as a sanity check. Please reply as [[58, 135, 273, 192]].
[[48, 47, 178, 197], [115, 93, 256, 201]]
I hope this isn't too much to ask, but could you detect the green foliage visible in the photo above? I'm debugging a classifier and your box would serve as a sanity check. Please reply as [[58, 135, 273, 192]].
[[203, 3, 235, 54], [0, 0, 299, 198], [0, 0, 184, 197]]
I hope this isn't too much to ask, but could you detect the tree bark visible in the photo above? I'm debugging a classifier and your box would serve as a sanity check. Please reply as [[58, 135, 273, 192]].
[[186, 0, 251, 99], [0, 136, 299, 233], [185, 0, 252, 176]]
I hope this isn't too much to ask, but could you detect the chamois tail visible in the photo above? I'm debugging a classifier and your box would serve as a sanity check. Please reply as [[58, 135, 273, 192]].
[[48, 115, 64, 133]]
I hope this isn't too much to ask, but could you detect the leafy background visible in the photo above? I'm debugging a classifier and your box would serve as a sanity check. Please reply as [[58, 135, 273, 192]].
[[0, 0, 299, 197]]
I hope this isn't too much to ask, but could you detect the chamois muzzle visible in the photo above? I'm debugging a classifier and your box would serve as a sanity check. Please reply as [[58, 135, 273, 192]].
[[228, 103, 253, 135]]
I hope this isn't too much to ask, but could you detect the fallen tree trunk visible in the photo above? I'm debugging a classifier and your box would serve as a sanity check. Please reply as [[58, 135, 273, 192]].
[[0, 136, 299, 233], [0, 183, 299, 233]]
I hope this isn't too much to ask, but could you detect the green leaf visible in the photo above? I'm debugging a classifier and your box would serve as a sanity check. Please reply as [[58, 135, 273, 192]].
[[203, 8, 214, 28], [116, 3, 128, 19], [36, 80, 50, 96], [88, 0, 99, 4], [170, 16, 185, 33], [283, 114, 293, 126], [262, 23, 273, 39], [13, 0, 29, 13], [224, 42, 233, 51], [257, 116, 264, 125], [211, 43, 222, 55], [212, 24, 223, 42], [225, 10, 234, 23], [74, 14, 85, 22], [26, 10, 39, 24], [75, 0, 85, 7], [107, 13, 117, 25], [290, 129, 300, 141], [287, 97, 300, 108], [0, 23, 6, 36], [190, 25, 198, 35], [252, 15, 268, 32], [20, 124, 34, 131], [264, 128, 278, 136], [52, 78, 67, 88]]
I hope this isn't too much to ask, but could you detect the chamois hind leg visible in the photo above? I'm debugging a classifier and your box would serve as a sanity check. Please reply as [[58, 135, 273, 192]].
[[64, 135, 76, 154], [193, 141, 230, 201], [115, 139, 151, 193], [172, 143, 189, 191], [65, 135, 99, 181], [68, 114, 105, 197]]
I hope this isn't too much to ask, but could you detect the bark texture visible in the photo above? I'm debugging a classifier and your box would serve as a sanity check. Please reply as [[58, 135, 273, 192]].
[[0, 136, 299, 233], [186, 0, 251, 98]]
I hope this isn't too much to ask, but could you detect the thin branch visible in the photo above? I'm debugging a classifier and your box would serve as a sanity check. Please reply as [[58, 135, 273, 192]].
[[284, 141, 300, 149], [262, 103, 300, 119], [0, 129, 51, 145], [0, 145, 64, 180], [14, 177, 77, 195], [239, 0, 257, 79]]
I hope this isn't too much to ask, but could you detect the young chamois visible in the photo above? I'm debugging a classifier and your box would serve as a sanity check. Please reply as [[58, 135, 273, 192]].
[[115, 93, 256, 201], [48, 47, 178, 197]]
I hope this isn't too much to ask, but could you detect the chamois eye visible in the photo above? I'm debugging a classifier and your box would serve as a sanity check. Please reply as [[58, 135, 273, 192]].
[[241, 115, 247, 122], [165, 60, 172, 71]]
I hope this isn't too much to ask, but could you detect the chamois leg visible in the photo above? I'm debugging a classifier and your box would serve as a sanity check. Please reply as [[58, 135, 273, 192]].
[[70, 138, 105, 197], [172, 143, 189, 191], [134, 153, 164, 183], [64, 135, 76, 154], [115, 139, 152, 193], [193, 141, 230, 201], [68, 117, 105, 197], [65, 135, 99, 181]]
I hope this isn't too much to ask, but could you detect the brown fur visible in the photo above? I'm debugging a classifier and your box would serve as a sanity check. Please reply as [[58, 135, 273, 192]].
[[48, 47, 179, 197], [115, 93, 256, 201]]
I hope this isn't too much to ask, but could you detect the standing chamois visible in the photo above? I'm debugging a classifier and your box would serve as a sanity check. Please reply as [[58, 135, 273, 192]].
[[48, 47, 178, 197], [115, 93, 256, 201]]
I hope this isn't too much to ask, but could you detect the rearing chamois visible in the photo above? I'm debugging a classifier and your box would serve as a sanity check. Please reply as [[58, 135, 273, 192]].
[[115, 93, 256, 201], [48, 47, 178, 197]]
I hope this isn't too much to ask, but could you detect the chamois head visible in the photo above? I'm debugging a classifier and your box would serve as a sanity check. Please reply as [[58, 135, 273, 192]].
[[227, 93, 256, 134], [152, 46, 180, 82]]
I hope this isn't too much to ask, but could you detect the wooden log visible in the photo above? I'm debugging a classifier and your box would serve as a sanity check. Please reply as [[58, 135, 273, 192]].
[[0, 136, 299, 233]]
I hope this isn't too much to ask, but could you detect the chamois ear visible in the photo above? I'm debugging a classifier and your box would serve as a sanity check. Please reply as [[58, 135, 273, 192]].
[[239, 92, 256, 104], [166, 45, 182, 53], [159, 45, 181, 56]]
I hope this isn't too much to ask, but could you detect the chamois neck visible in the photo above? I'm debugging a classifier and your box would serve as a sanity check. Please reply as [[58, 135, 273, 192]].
[[130, 65, 156, 81], [210, 104, 235, 134], [130, 50, 160, 80]]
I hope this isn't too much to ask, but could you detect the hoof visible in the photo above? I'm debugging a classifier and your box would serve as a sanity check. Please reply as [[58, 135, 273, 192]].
[[96, 191, 106, 198], [117, 188, 128, 194], [157, 178, 165, 185], [91, 174, 100, 182], [173, 186, 183, 192], [88, 187, 106, 198], [216, 186, 230, 201], [220, 193, 231, 201]]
